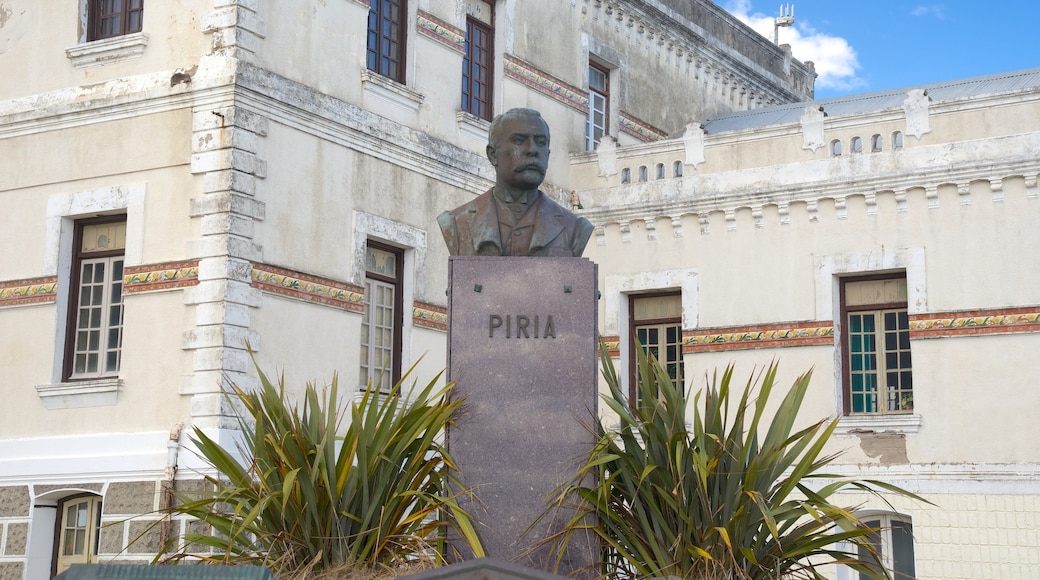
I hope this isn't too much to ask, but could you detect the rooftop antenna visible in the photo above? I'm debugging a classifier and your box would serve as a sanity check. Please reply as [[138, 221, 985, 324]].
[[774, 4, 794, 44]]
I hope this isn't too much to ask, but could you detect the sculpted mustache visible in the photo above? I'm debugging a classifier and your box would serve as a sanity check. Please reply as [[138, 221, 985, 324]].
[[515, 162, 545, 173]]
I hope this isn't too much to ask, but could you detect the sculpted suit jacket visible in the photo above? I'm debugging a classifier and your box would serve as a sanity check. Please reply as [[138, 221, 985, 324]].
[[438, 189, 594, 257]]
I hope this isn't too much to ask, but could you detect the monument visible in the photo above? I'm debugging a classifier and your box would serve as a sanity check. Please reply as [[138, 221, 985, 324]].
[[439, 109, 599, 576]]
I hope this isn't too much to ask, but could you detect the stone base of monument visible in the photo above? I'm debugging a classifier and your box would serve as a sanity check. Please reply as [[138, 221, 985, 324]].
[[445, 257, 599, 577], [404, 557, 567, 579], [56, 564, 274, 579]]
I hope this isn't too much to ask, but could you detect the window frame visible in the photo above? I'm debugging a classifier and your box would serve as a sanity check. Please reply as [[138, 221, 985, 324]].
[[586, 60, 610, 151], [366, 0, 408, 84], [360, 240, 405, 392], [62, 216, 127, 383], [461, 2, 494, 121], [839, 274, 912, 416], [628, 292, 684, 409], [53, 494, 103, 577], [87, 0, 144, 42], [838, 512, 916, 580]]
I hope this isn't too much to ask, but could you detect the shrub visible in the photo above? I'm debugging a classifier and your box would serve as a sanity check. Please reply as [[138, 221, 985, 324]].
[[543, 348, 927, 579], [157, 355, 483, 576]]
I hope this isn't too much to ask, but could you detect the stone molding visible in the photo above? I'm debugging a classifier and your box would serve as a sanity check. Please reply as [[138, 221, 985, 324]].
[[234, 63, 492, 193], [65, 33, 148, 69], [35, 378, 123, 410], [581, 0, 813, 106], [580, 162, 1040, 239]]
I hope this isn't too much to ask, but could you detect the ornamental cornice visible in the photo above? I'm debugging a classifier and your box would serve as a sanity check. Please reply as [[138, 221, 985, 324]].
[[582, 0, 812, 105], [578, 156, 1040, 235]]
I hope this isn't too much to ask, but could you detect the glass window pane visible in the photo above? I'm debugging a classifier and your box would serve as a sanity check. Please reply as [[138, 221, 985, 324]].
[[892, 520, 916, 579]]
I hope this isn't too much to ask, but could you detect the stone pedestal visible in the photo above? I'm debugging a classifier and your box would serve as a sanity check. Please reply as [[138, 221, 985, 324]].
[[446, 257, 598, 576]]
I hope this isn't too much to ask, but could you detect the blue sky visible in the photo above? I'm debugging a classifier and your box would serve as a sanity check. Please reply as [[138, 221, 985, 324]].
[[722, 1, 1040, 99]]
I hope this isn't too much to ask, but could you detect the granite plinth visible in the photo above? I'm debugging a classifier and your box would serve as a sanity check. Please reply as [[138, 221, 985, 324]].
[[446, 257, 598, 577], [56, 564, 274, 579]]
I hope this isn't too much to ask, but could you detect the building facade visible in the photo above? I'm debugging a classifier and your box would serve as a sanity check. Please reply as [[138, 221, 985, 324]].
[[0, 0, 811, 577], [577, 69, 1040, 579]]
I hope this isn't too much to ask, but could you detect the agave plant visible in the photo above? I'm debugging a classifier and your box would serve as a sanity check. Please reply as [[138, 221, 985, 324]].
[[543, 347, 927, 579], [157, 354, 483, 576]]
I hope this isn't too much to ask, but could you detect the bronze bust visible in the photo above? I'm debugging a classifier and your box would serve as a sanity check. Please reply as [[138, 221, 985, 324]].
[[438, 108, 594, 257]]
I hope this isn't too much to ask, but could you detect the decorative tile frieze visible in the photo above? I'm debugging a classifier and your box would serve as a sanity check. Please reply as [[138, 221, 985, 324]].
[[683, 322, 835, 353], [602, 307, 1040, 357], [504, 55, 588, 114], [910, 307, 1040, 339], [417, 11, 465, 53], [0, 277, 58, 308], [251, 264, 364, 312], [413, 301, 447, 331], [599, 335, 621, 357], [619, 111, 667, 142], [123, 261, 200, 294]]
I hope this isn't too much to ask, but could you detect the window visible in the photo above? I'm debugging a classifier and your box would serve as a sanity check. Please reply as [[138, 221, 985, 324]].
[[892, 131, 904, 149], [841, 276, 912, 415], [871, 134, 883, 152], [88, 0, 143, 41], [621, 168, 631, 184], [831, 139, 843, 157], [638, 166, 647, 182], [461, 1, 494, 121], [630, 294, 684, 409], [851, 136, 863, 153], [63, 218, 126, 382], [673, 160, 684, 177], [55, 495, 103, 575], [367, 0, 407, 83], [586, 61, 609, 150], [837, 513, 916, 580], [655, 163, 665, 179], [360, 241, 404, 392]]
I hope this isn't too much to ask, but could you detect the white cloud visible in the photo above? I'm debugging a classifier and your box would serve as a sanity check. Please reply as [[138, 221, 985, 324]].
[[722, 1, 864, 93], [910, 5, 947, 19]]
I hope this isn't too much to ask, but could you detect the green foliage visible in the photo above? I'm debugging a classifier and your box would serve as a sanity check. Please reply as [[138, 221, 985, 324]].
[[544, 348, 928, 579], [158, 355, 483, 576]]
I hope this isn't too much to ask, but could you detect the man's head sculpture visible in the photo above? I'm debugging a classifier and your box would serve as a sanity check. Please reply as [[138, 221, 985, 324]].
[[437, 108, 594, 257]]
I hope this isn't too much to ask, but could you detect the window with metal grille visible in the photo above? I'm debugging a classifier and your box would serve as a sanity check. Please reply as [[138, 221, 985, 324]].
[[630, 293, 684, 409], [586, 61, 609, 151], [360, 242, 403, 392], [88, 0, 143, 41], [461, 1, 494, 120], [841, 276, 913, 415], [64, 218, 126, 381], [367, 0, 407, 83]]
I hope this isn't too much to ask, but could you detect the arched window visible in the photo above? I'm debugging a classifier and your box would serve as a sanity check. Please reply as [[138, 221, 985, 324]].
[[871, 134, 883, 152], [55, 494, 103, 575], [892, 131, 904, 149], [638, 166, 648, 182], [837, 512, 916, 580], [830, 139, 843, 157], [673, 160, 684, 177], [655, 163, 665, 179], [850, 136, 863, 154], [621, 167, 631, 184]]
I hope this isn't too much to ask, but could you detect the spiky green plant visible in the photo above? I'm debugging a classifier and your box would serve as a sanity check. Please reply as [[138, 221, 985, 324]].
[[543, 348, 928, 579], [157, 355, 483, 576]]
